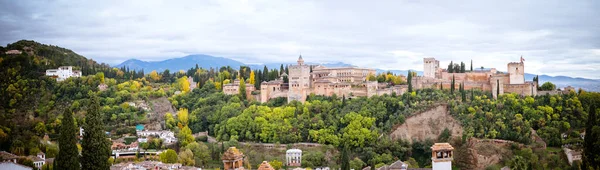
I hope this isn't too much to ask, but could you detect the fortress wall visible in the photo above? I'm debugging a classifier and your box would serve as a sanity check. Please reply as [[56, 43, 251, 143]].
[[504, 83, 535, 96], [440, 72, 494, 83]]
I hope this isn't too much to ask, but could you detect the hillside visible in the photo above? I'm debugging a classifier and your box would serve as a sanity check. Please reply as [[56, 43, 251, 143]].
[[390, 104, 463, 142]]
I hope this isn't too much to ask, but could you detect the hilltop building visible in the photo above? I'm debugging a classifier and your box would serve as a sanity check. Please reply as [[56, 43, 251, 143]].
[[223, 79, 256, 99], [414, 57, 537, 99], [45, 66, 82, 81], [259, 56, 396, 103]]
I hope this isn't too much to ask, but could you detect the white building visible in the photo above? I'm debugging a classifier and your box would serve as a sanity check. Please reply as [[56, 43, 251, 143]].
[[45, 66, 82, 81], [28, 152, 46, 169], [286, 149, 302, 167], [0, 162, 32, 170], [136, 130, 178, 143], [431, 143, 454, 170]]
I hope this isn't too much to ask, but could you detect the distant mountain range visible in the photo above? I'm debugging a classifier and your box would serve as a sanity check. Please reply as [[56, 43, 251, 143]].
[[114, 54, 600, 92]]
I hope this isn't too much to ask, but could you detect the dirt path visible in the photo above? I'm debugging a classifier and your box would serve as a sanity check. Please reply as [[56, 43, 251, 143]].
[[390, 105, 463, 142]]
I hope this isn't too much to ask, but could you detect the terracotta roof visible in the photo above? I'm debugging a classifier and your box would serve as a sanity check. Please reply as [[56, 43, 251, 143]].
[[222, 147, 244, 160], [0, 151, 18, 160], [257, 161, 275, 170], [431, 143, 454, 151], [28, 155, 44, 162], [389, 160, 408, 169]]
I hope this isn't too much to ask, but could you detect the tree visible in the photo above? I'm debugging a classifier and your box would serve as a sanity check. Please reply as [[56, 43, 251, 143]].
[[470, 60, 473, 71], [178, 149, 195, 166], [438, 128, 452, 142], [177, 108, 189, 127], [451, 75, 455, 94], [496, 79, 500, 97], [81, 94, 111, 170], [249, 71, 255, 85], [509, 156, 528, 170], [149, 70, 161, 82], [184, 142, 210, 167], [407, 71, 413, 92], [448, 61, 454, 73], [350, 157, 366, 170], [178, 125, 194, 147], [178, 76, 191, 93], [406, 157, 419, 168], [583, 105, 599, 169], [160, 149, 178, 163], [461, 83, 466, 102], [55, 109, 80, 170], [460, 62, 465, 73], [239, 78, 247, 100], [269, 160, 283, 170], [540, 82, 556, 91], [341, 146, 350, 170], [367, 73, 377, 81]]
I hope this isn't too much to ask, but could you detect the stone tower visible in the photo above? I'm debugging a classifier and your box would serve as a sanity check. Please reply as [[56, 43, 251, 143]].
[[431, 143, 454, 170], [424, 58, 439, 78], [507, 57, 525, 84], [288, 55, 311, 102]]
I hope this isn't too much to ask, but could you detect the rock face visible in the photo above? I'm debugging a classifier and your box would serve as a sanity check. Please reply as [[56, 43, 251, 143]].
[[390, 105, 463, 142]]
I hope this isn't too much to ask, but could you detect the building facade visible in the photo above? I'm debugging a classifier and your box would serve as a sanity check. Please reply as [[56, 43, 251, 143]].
[[260, 56, 399, 103], [45, 66, 82, 81], [286, 149, 302, 167], [431, 143, 454, 170], [412, 57, 537, 99]]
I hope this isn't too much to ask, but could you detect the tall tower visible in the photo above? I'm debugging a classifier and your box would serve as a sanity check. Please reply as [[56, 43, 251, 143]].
[[507, 57, 525, 84], [431, 143, 454, 170], [424, 58, 439, 78], [297, 55, 305, 65], [288, 55, 310, 102]]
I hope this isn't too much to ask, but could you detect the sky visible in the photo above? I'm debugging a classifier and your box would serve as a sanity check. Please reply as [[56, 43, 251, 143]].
[[1, 0, 599, 79]]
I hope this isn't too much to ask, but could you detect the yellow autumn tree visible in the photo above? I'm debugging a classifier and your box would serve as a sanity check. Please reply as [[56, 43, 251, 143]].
[[177, 108, 189, 126], [177, 76, 190, 93], [149, 70, 161, 81], [249, 71, 256, 85]]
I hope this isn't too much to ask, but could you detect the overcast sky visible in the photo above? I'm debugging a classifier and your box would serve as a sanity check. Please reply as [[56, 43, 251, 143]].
[[1, 0, 599, 79]]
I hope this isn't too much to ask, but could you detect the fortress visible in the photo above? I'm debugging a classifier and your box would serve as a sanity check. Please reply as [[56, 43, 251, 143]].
[[259, 56, 406, 103], [415, 57, 537, 98], [227, 56, 537, 103]]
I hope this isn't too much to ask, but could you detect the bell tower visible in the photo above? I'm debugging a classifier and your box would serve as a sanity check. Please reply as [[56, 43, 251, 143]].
[[297, 55, 305, 65], [431, 143, 454, 170]]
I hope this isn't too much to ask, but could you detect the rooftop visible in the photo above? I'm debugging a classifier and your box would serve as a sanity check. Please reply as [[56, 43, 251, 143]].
[[431, 143, 454, 151]]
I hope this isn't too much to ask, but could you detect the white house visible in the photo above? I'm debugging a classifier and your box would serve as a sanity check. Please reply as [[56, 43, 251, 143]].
[[0, 162, 32, 170], [45, 66, 82, 81], [136, 130, 178, 144], [28, 152, 46, 169], [286, 149, 302, 167]]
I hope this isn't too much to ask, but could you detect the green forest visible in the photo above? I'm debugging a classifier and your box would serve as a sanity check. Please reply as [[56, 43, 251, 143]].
[[1, 40, 599, 170]]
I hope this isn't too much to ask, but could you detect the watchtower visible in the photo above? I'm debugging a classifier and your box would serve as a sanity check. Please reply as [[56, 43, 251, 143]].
[[431, 143, 454, 170]]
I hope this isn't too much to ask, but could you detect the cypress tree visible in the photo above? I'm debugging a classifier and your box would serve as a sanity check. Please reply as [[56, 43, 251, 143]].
[[407, 71, 413, 92], [56, 109, 80, 170], [239, 78, 246, 100], [470, 60, 473, 71], [583, 105, 599, 169], [461, 83, 466, 102], [81, 94, 111, 170], [440, 83, 443, 90], [340, 146, 350, 170], [451, 75, 455, 94], [496, 79, 500, 97]]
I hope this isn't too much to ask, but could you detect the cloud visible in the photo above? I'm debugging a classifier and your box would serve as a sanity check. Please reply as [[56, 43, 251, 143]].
[[1, 0, 599, 79]]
